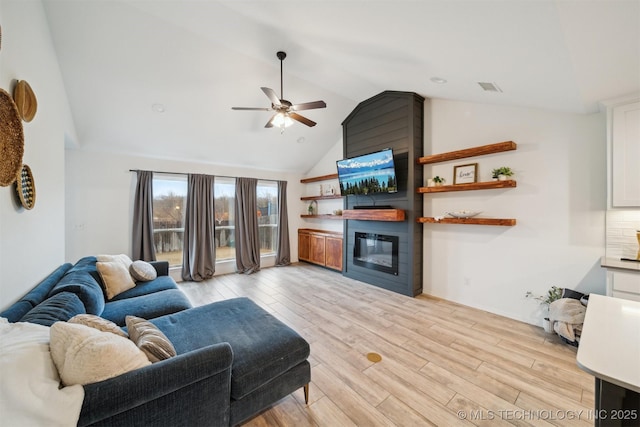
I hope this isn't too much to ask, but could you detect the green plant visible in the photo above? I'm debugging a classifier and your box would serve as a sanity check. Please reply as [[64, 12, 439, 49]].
[[433, 176, 445, 184], [525, 285, 563, 306], [491, 166, 514, 178]]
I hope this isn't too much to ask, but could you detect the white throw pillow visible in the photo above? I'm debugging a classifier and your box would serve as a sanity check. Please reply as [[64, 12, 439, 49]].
[[50, 322, 150, 386], [97, 254, 133, 269], [0, 318, 84, 427]]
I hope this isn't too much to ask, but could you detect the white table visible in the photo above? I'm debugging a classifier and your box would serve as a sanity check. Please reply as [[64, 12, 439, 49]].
[[577, 294, 640, 426]]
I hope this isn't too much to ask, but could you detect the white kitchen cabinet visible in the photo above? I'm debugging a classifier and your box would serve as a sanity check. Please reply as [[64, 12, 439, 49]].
[[606, 269, 640, 302], [605, 96, 640, 207]]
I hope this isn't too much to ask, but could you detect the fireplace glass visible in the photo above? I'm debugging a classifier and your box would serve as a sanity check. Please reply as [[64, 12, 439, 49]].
[[353, 232, 399, 275]]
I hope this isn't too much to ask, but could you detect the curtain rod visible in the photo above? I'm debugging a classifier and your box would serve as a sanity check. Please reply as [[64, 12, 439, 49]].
[[128, 169, 278, 182]]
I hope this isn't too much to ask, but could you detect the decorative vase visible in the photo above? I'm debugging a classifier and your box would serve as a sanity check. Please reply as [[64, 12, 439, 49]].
[[498, 175, 508, 181], [543, 317, 554, 334]]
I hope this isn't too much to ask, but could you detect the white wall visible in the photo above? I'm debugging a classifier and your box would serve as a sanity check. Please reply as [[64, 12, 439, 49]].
[[0, 0, 76, 310], [299, 139, 344, 233], [65, 149, 304, 277], [424, 99, 607, 326]]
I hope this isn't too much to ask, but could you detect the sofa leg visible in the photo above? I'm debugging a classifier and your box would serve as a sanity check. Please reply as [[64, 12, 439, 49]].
[[303, 383, 310, 404]]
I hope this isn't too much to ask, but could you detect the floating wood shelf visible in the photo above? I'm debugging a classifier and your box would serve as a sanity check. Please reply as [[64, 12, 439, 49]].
[[417, 141, 517, 165], [417, 217, 516, 226], [300, 214, 344, 220], [300, 195, 343, 201], [343, 209, 405, 222], [418, 180, 517, 193], [300, 173, 338, 184]]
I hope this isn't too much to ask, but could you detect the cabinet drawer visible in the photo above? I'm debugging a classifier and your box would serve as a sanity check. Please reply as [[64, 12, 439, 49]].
[[612, 271, 640, 293]]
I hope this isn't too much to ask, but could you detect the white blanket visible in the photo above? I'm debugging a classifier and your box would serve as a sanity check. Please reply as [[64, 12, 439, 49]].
[[0, 318, 84, 427], [549, 298, 586, 342]]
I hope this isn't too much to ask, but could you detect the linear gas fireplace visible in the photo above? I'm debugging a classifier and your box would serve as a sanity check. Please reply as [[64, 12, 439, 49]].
[[353, 232, 399, 275]]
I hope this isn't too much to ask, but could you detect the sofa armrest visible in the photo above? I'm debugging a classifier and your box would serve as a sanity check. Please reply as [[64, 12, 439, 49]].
[[78, 342, 233, 427], [149, 260, 169, 277]]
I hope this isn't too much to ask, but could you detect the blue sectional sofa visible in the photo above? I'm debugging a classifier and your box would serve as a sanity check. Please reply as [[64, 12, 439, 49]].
[[1, 256, 311, 426]]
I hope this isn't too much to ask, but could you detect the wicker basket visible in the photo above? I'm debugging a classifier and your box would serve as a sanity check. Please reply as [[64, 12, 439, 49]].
[[16, 164, 36, 210], [0, 88, 24, 187]]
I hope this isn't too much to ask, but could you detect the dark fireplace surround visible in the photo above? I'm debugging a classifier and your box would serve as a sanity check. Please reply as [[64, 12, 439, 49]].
[[341, 91, 426, 297]]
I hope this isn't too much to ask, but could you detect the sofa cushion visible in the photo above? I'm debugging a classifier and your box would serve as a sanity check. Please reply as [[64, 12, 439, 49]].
[[50, 322, 150, 386], [125, 315, 176, 362], [20, 292, 86, 326], [0, 263, 73, 322], [49, 269, 105, 316], [69, 314, 127, 338], [109, 275, 178, 301], [150, 297, 310, 399], [96, 261, 136, 300], [130, 260, 157, 282], [0, 318, 84, 426], [100, 289, 193, 326]]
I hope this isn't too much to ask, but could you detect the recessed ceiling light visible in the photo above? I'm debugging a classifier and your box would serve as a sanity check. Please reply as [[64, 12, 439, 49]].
[[151, 103, 166, 113], [297, 137, 306, 144], [430, 77, 447, 84]]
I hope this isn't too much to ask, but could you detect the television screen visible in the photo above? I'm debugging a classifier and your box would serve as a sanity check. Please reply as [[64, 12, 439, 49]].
[[336, 148, 398, 195]]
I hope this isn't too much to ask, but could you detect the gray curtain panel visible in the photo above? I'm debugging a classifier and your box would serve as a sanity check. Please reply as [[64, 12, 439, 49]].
[[275, 180, 291, 266], [235, 177, 261, 274], [132, 170, 156, 261], [182, 174, 216, 281]]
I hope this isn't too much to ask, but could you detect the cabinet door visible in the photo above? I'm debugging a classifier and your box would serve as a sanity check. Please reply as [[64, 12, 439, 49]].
[[608, 270, 640, 302], [325, 237, 343, 271], [298, 232, 311, 262], [309, 235, 326, 265], [612, 102, 640, 207]]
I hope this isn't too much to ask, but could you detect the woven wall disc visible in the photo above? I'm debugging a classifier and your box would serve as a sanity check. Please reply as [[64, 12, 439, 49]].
[[16, 164, 36, 210], [13, 80, 37, 122], [0, 88, 25, 187]]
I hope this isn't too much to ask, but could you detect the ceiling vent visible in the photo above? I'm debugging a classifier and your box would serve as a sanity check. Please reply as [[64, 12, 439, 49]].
[[478, 82, 503, 93]]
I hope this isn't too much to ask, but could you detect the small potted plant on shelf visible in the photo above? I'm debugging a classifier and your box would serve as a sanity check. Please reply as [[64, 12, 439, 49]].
[[432, 176, 446, 186], [491, 166, 514, 181], [525, 285, 563, 333]]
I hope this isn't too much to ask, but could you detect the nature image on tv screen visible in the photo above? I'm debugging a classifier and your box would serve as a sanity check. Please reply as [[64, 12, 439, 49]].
[[337, 149, 397, 195]]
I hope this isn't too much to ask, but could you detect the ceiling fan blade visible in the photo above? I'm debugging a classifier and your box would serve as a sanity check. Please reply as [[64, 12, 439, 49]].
[[264, 114, 276, 128], [261, 87, 281, 106], [231, 107, 272, 111], [291, 100, 326, 111], [289, 112, 317, 127]]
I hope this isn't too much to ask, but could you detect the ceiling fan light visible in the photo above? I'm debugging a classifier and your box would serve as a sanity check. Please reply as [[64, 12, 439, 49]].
[[271, 112, 293, 128]]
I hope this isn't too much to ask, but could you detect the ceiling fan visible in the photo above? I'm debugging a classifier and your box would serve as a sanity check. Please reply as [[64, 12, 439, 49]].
[[232, 51, 326, 129]]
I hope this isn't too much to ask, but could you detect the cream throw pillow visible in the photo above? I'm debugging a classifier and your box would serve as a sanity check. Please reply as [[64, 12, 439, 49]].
[[126, 316, 177, 363], [50, 322, 150, 386], [97, 254, 133, 269], [68, 314, 128, 338], [96, 260, 136, 299]]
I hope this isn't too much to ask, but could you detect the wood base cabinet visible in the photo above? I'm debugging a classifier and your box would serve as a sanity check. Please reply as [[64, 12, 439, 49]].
[[298, 229, 343, 272]]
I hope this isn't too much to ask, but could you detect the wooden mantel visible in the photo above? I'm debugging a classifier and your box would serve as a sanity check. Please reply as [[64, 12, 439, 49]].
[[342, 209, 405, 222]]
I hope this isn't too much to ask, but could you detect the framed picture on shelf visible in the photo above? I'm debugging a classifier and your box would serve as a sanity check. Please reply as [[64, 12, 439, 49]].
[[454, 163, 478, 184]]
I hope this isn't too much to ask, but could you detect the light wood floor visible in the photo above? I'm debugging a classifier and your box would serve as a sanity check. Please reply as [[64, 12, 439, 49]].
[[179, 263, 596, 427]]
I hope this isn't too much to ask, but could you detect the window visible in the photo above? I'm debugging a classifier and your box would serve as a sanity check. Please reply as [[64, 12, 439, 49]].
[[214, 177, 236, 261], [257, 180, 279, 256], [152, 174, 187, 267]]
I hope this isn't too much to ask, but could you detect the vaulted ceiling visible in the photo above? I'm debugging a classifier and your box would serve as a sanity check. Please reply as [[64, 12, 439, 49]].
[[42, 0, 640, 173]]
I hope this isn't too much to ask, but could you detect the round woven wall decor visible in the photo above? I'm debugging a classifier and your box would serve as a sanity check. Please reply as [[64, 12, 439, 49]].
[[13, 80, 37, 122], [0, 88, 25, 187], [16, 164, 36, 210]]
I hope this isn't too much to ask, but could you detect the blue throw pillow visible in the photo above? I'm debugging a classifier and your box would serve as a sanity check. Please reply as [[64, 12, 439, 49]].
[[49, 270, 106, 315], [20, 292, 86, 326]]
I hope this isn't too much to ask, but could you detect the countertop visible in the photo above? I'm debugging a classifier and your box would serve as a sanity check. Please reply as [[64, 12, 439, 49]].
[[576, 294, 640, 393], [600, 256, 640, 271]]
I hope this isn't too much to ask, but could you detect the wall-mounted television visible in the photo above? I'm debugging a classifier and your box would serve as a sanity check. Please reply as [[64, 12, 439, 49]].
[[336, 148, 398, 196]]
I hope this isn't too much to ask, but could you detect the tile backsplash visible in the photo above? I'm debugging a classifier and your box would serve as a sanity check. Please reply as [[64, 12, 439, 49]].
[[606, 210, 640, 259]]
